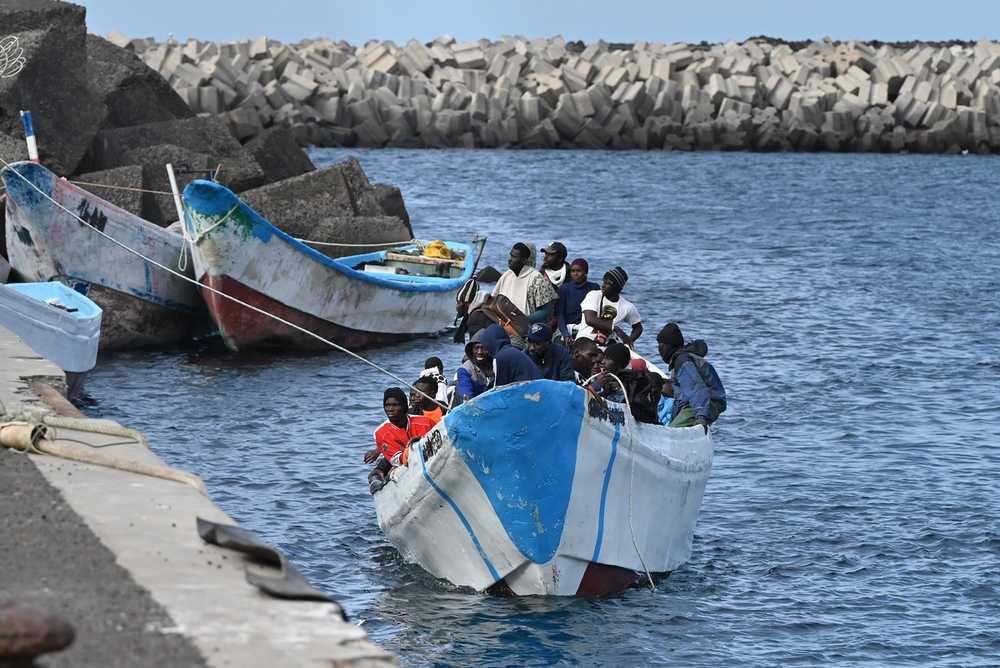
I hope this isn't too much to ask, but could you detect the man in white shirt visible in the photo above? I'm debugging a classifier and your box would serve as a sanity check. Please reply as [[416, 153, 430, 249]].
[[575, 266, 643, 349]]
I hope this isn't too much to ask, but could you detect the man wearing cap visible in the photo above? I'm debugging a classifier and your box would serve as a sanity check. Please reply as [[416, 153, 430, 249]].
[[525, 322, 576, 382], [576, 266, 643, 349], [555, 257, 601, 347], [541, 241, 569, 287], [657, 323, 726, 434]]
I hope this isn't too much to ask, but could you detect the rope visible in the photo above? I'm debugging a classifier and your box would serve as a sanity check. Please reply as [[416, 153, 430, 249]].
[[586, 371, 657, 592], [0, 157, 448, 411], [0, 408, 149, 448], [0, 420, 209, 496], [293, 237, 419, 248], [66, 180, 175, 196]]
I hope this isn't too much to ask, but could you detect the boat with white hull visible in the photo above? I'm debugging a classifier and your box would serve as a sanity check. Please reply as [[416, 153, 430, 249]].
[[182, 179, 480, 351], [373, 379, 714, 596], [0, 281, 102, 399], [2, 161, 207, 350]]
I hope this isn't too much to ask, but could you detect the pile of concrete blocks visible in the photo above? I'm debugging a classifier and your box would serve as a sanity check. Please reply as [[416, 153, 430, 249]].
[[110, 30, 1000, 154]]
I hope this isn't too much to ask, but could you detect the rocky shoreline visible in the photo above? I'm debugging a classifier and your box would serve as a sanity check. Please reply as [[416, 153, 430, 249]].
[[114, 32, 1000, 153]]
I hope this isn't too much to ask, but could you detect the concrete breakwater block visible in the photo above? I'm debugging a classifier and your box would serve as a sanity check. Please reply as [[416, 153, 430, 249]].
[[237, 156, 412, 253]]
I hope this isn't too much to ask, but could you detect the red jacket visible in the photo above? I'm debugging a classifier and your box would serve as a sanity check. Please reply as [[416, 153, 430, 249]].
[[373, 415, 435, 460]]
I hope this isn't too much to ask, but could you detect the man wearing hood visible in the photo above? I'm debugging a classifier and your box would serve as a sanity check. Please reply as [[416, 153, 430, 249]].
[[657, 323, 726, 433], [492, 242, 558, 324], [455, 328, 495, 403], [481, 324, 542, 387]]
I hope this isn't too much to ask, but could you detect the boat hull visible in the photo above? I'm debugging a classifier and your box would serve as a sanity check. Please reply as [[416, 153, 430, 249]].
[[183, 179, 476, 352], [0, 281, 102, 400], [2, 161, 207, 350], [373, 380, 715, 596]]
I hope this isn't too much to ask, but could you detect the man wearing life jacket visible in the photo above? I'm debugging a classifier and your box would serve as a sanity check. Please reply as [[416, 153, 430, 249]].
[[657, 323, 727, 433], [366, 387, 435, 493]]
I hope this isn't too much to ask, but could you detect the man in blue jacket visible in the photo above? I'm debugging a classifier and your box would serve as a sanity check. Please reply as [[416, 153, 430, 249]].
[[481, 324, 542, 387], [525, 322, 576, 382], [657, 323, 726, 433]]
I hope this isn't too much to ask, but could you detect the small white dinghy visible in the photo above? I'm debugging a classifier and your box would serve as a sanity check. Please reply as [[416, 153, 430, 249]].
[[0, 281, 102, 399], [372, 379, 714, 596]]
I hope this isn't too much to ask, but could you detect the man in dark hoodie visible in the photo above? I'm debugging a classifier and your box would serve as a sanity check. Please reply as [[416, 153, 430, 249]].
[[657, 323, 727, 433], [481, 323, 542, 387]]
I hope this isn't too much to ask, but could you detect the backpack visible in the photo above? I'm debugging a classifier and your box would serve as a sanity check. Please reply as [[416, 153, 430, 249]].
[[617, 370, 662, 425]]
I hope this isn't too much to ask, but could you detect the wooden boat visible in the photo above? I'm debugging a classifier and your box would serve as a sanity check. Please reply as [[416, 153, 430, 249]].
[[0, 281, 102, 399], [372, 379, 714, 596], [182, 179, 481, 351], [2, 161, 207, 349]]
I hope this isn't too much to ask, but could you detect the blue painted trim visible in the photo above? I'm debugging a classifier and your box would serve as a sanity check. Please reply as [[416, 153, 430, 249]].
[[417, 443, 501, 582], [591, 422, 621, 563], [183, 180, 477, 293]]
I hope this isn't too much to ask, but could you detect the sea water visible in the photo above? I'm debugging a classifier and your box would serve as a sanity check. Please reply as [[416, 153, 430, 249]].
[[85, 150, 1000, 667]]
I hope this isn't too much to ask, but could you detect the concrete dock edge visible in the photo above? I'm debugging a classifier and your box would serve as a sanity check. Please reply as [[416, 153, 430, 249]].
[[0, 323, 396, 667]]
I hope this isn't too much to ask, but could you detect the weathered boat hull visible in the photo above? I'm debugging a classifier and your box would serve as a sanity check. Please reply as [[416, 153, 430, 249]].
[[373, 380, 715, 596], [183, 179, 477, 352], [0, 281, 102, 400], [2, 161, 207, 350]]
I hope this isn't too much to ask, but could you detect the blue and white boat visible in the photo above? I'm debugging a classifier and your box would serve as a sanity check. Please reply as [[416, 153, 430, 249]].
[[0, 281, 102, 399], [372, 379, 714, 596], [183, 179, 482, 351]]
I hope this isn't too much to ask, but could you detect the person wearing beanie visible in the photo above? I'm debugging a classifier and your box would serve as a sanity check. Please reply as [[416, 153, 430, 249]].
[[492, 242, 559, 324], [656, 323, 727, 434], [525, 322, 576, 382], [366, 387, 436, 493], [589, 342, 632, 403], [576, 265, 643, 348], [540, 241, 569, 287], [555, 257, 601, 346]]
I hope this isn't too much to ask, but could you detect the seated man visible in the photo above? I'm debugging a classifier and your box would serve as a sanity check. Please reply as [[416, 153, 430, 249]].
[[555, 258, 600, 346], [455, 329, 494, 404], [576, 266, 642, 349], [589, 342, 631, 403], [525, 322, 576, 382], [492, 242, 558, 324], [408, 376, 445, 425], [657, 323, 727, 433], [481, 323, 542, 387], [541, 241, 569, 287], [420, 357, 449, 404], [570, 337, 601, 385], [366, 388, 436, 493]]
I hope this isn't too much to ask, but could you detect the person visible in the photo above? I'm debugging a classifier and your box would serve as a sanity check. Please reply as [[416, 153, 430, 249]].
[[657, 323, 727, 433], [588, 342, 631, 402], [481, 323, 542, 387], [454, 281, 493, 344], [555, 258, 600, 346], [653, 374, 675, 425], [540, 241, 569, 287], [525, 322, 576, 382], [420, 357, 449, 404], [366, 388, 436, 493], [408, 376, 445, 425], [455, 329, 494, 404], [492, 242, 558, 324], [570, 337, 601, 384], [576, 266, 642, 349]]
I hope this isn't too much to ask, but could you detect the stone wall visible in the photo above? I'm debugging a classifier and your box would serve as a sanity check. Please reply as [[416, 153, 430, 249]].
[[114, 31, 1000, 153]]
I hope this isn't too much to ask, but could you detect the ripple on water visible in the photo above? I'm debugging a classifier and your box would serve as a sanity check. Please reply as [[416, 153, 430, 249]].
[[85, 150, 1000, 667]]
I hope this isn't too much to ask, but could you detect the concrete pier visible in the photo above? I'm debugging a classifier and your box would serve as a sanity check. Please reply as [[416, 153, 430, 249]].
[[112, 32, 1000, 153], [0, 324, 395, 667]]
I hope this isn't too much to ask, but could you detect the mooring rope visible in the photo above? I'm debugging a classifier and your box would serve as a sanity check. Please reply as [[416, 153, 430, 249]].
[[0, 156, 447, 410]]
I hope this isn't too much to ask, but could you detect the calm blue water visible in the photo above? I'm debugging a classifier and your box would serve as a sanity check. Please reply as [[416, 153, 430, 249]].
[[85, 150, 1000, 667]]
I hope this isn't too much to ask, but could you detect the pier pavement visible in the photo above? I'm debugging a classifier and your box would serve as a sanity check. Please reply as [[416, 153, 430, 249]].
[[0, 324, 395, 667]]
